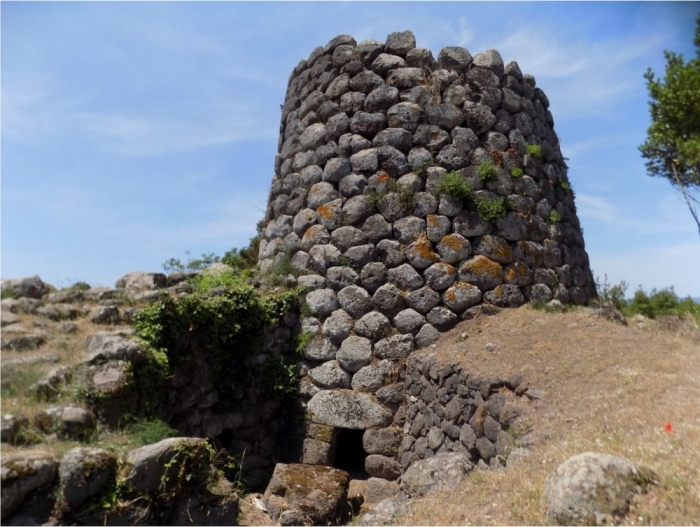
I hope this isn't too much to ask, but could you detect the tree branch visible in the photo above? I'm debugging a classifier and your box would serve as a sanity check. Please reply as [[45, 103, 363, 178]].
[[672, 163, 700, 236]]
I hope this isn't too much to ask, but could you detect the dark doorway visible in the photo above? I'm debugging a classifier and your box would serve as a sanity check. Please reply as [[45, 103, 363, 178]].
[[333, 428, 368, 479]]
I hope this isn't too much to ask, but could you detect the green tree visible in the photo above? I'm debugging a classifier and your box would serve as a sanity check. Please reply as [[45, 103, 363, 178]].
[[639, 15, 700, 235]]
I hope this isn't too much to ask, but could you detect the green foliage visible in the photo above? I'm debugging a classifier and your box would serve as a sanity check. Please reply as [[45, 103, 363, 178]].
[[337, 255, 360, 271], [560, 181, 572, 191], [549, 210, 562, 223], [189, 268, 250, 294], [477, 159, 500, 182], [259, 356, 300, 403], [437, 171, 473, 202], [125, 418, 177, 447], [476, 195, 507, 222], [526, 144, 543, 160], [366, 188, 387, 209], [162, 251, 221, 274], [596, 275, 629, 311], [413, 160, 439, 178], [510, 167, 524, 179], [639, 15, 700, 235], [221, 237, 260, 272], [294, 331, 316, 354], [0, 289, 22, 300], [1, 364, 44, 399], [595, 275, 700, 319]]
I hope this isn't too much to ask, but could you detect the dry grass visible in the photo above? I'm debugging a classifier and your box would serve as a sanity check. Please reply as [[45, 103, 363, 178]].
[[394, 306, 700, 526]]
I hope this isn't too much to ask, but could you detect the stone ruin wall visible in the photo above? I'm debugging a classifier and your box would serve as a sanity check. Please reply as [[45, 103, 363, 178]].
[[257, 29, 596, 481]]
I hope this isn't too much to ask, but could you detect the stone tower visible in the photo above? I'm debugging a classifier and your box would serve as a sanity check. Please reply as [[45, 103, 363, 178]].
[[259, 31, 595, 475]]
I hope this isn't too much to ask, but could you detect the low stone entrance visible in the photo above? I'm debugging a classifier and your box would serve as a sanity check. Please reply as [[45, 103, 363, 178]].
[[333, 428, 368, 479]]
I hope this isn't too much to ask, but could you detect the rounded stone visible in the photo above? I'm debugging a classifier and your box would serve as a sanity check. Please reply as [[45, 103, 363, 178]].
[[339, 174, 368, 198], [387, 263, 424, 291], [354, 311, 391, 340], [426, 306, 459, 331], [393, 308, 426, 334], [415, 323, 441, 348], [483, 284, 525, 307], [337, 336, 373, 373], [326, 266, 360, 289], [362, 214, 393, 244], [331, 226, 368, 252], [423, 262, 457, 291], [305, 289, 339, 318], [530, 283, 553, 303], [309, 360, 351, 389], [352, 359, 395, 393], [342, 195, 375, 225], [405, 237, 441, 270], [504, 262, 533, 286], [302, 335, 338, 361], [393, 216, 426, 244], [376, 239, 406, 268], [316, 199, 343, 230], [458, 255, 503, 290], [323, 309, 355, 344], [309, 244, 342, 272], [374, 333, 414, 359], [438, 46, 473, 71], [443, 282, 482, 312], [387, 102, 425, 133], [474, 234, 512, 264], [360, 262, 388, 294], [337, 285, 373, 319], [437, 234, 472, 264], [371, 283, 407, 318], [323, 157, 352, 183], [405, 287, 441, 315], [426, 214, 452, 243], [307, 182, 339, 209]]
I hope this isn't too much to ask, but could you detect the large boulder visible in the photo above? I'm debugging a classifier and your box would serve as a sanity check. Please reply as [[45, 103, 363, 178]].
[[544, 452, 657, 526], [35, 405, 96, 440], [263, 463, 350, 525], [1, 276, 51, 299], [115, 271, 167, 291], [1, 453, 58, 519], [307, 390, 393, 429], [85, 333, 144, 363], [59, 447, 117, 508], [121, 437, 211, 495], [401, 452, 473, 498], [356, 495, 408, 525]]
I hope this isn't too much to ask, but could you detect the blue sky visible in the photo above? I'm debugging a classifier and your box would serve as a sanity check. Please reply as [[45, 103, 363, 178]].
[[2, 1, 699, 297]]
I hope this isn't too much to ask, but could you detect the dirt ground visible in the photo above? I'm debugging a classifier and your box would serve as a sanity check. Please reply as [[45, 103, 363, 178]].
[[392, 305, 700, 526]]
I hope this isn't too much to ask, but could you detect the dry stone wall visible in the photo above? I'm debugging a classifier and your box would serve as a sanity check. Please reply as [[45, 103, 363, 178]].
[[259, 30, 595, 476]]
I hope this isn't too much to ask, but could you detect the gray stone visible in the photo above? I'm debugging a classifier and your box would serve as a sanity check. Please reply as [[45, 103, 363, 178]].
[[530, 283, 553, 303], [413, 192, 438, 217], [387, 263, 424, 290], [337, 336, 373, 373], [405, 287, 441, 314], [405, 238, 440, 269], [326, 266, 360, 289], [337, 285, 373, 318], [373, 127, 412, 153], [306, 289, 339, 318], [376, 239, 406, 268], [401, 453, 473, 498], [377, 146, 409, 177], [307, 181, 339, 209], [350, 148, 380, 173], [400, 85, 433, 107], [356, 39, 384, 66], [1, 415, 28, 444], [387, 102, 425, 133], [340, 173, 368, 197], [85, 333, 142, 364], [263, 463, 350, 526], [35, 405, 95, 439], [309, 244, 342, 272], [393, 216, 426, 244], [356, 496, 408, 526], [364, 477, 400, 505], [475, 234, 512, 264], [355, 311, 391, 340], [458, 256, 503, 290], [309, 360, 352, 389], [406, 47, 435, 69], [437, 233, 472, 263], [1, 275, 51, 299], [352, 360, 395, 393], [323, 309, 355, 344], [544, 452, 657, 526], [365, 455, 401, 480], [393, 308, 426, 334], [453, 209, 492, 237], [360, 262, 387, 293], [463, 101, 497, 135], [426, 214, 452, 243], [308, 390, 392, 429], [371, 283, 406, 317], [343, 244, 377, 268], [385, 30, 415, 57], [297, 274, 327, 291], [427, 426, 445, 450], [343, 194, 375, 225], [496, 211, 528, 241], [327, 112, 351, 139], [302, 336, 338, 362], [415, 323, 441, 348], [370, 54, 406, 75], [438, 47, 473, 71], [374, 333, 414, 359], [460, 424, 477, 450], [351, 112, 386, 138], [438, 192, 465, 217], [332, 44, 355, 68], [115, 271, 166, 291], [323, 157, 351, 183], [426, 306, 459, 331], [1, 453, 58, 519], [484, 284, 525, 307], [59, 447, 116, 508], [331, 226, 368, 251], [303, 438, 333, 466], [349, 70, 385, 94], [443, 281, 482, 312]]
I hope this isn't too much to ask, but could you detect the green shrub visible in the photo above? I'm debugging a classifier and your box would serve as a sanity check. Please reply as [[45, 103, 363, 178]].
[[476, 196, 507, 222], [413, 160, 438, 178], [596, 275, 629, 310], [126, 418, 177, 447], [560, 181, 572, 191], [624, 287, 700, 319], [526, 144, 543, 160], [437, 171, 473, 202], [510, 167, 524, 178], [477, 159, 500, 182], [190, 268, 249, 294], [549, 210, 562, 223]]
